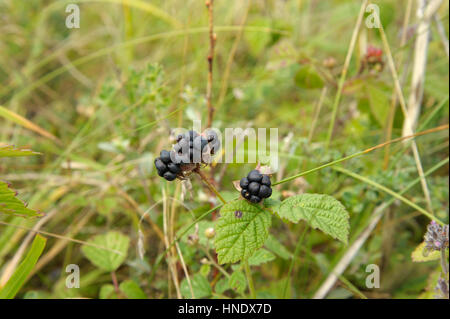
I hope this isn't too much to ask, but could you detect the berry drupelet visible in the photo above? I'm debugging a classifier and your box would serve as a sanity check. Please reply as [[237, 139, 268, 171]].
[[154, 150, 181, 181], [240, 170, 272, 203]]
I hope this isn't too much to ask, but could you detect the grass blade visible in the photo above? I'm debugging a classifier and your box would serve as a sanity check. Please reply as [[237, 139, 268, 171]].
[[0, 234, 47, 299], [0, 106, 59, 142]]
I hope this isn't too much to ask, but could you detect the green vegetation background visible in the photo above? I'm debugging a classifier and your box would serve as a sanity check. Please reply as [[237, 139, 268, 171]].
[[0, 0, 448, 299]]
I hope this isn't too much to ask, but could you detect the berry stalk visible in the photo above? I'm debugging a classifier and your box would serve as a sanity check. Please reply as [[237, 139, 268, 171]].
[[195, 168, 226, 204]]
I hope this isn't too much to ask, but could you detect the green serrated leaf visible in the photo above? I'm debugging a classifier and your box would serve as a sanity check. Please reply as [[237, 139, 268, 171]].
[[119, 280, 147, 299], [278, 194, 349, 244], [0, 181, 41, 218], [215, 199, 272, 264], [411, 242, 448, 262], [0, 145, 39, 158], [180, 273, 211, 299], [248, 248, 276, 266], [81, 231, 130, 272]]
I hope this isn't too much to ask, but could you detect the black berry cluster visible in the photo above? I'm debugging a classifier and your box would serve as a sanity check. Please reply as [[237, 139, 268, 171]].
[[240, 170, 272, 203], [154, 129, 220, 181], [172, 130, 219, 164], [154, 150, 180, 181]]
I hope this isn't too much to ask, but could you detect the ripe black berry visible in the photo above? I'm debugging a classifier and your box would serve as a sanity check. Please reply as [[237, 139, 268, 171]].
[[250, 195, 261, 203], [261, 175, 271, 186], [167, 162, 181, 174], [247, 170, 262, 182], [163, 171, 177, 181], [160, 150, 171, 163], [239, 177, 249, 189], [258, 185, 272, 198], [157, 169, 165, 177], [154, 149, 182, 181], [248, 182, 260, 195], [239, 170, 272, 203], [154, 158, 167, 172], [241, 189, 251, 200]]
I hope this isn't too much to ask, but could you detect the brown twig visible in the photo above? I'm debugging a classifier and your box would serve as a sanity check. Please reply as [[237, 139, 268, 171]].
[[206, 0, 216, 128]]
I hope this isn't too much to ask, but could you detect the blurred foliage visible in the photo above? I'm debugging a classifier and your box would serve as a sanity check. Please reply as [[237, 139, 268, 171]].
[[0, 0, 448, 299]]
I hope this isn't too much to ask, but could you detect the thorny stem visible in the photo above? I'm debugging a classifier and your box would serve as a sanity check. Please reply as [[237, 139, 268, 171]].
[[206, 0, 216, 128], [195, 168, 226, 204], [244, 260, 256, 299]]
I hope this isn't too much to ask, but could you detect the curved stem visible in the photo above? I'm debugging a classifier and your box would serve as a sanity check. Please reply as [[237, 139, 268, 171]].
[[201, 246, 230, 279], [333, 166, 444, 226], [195, 168, 227, 204]]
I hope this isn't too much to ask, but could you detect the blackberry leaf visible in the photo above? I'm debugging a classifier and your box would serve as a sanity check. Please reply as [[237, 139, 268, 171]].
[[0, 181, 41, 218], [215, 199, 271, 264], [278, 194, 349, 244]]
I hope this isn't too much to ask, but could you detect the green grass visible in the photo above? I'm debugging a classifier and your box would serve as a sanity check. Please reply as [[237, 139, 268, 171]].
[[0, 0, 448, 300]]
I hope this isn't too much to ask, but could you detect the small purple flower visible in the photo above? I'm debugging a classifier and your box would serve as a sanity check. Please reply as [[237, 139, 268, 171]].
[[234, 210, 243, 219], [424, 221, 449, 252]]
